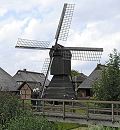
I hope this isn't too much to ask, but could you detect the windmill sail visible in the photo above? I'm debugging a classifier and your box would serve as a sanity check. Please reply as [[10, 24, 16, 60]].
[[55, 3, 75, 43], [57, 47, 103, 61], [41, 58, 50, 75], [16, 38, 50, 50], [41, 57, 54, 98]]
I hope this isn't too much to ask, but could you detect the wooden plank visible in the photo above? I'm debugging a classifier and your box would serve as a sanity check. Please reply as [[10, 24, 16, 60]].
[[63, 101, 65, 119], [112, 104, 114, 122], [26, 98, 120, 105]]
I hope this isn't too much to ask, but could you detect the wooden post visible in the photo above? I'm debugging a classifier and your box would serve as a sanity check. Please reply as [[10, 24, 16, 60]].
[[72, 101, 74, 113], [63, 101, 65, 119], [22, 99, 24, 110], [116, 104, 118, 115], [86, 102, 89, 120], [42, 100, 45, 115], [52, 101, 55, 111], [53, 101, 55, 106], [93, 102, 96, 114], [112, 103, 114, 122]]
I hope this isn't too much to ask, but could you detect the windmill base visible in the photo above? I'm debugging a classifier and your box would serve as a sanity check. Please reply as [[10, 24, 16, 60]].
[[43, 75, 76, 99]]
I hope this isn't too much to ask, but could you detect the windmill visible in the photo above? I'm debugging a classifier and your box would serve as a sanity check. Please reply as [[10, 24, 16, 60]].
[[16, 3, 103, 99]]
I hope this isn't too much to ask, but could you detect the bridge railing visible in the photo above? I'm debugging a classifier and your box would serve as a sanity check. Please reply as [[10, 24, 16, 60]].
[[22, 98, 120, 123]]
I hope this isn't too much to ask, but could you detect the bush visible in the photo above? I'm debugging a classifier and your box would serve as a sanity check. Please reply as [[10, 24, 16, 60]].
[[0, 92, 22, 126], [0, 92, 58, 130], [6, 114, 57, 130]]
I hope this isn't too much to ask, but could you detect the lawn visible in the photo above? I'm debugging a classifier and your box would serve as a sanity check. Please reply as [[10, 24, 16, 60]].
[[72, 127, 88, 130], [56, 122, 87, 130]]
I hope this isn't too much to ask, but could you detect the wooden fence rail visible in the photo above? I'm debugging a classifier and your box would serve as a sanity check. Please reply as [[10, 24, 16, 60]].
[[22, 98, 120, 127]]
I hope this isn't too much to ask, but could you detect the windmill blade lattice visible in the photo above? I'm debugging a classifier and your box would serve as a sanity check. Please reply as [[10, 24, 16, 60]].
[[16, 38, 50, 49], [70, 50, 102, 61], [55, 3, 75, 42], [41, 58, 50, 75], [59, 47, 103, 61]]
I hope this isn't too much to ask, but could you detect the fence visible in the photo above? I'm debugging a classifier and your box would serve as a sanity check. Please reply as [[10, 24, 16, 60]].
[[22, 98, 120, 127]]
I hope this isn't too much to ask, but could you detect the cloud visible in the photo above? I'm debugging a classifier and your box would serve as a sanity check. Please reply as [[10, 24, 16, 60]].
[[21, 18, 56, 41], [0, 18, 29, 44], [0, 0, 58, 16], [66, 14, 120, 75], [0, 7, 7, 16], [0, 0, 120, 77]]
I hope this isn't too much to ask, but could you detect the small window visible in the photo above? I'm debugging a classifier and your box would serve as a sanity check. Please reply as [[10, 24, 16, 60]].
[[20, 90, 22, 95], [17, 81, 23, 85]]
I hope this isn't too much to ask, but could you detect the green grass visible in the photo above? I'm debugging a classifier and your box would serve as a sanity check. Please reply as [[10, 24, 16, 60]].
[[75, 108, 86, 115], [72, 127, 88, 130], [56, 122, 87, 130]]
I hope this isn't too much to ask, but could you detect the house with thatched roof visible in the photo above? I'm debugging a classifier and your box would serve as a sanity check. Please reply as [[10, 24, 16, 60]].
[[13, 69, 49, 99], [77, 64, 105, 99], [0, 67, 18, 92]]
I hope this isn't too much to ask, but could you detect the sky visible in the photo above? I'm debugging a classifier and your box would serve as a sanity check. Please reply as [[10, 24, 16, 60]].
[[0, 0, 120, 77]]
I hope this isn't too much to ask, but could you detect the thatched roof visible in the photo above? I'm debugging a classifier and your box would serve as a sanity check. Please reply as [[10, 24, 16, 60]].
[[78, 64, 105, 89], [72, 73, 87, 83], [0, 67, 18, 91], [13, 69, 49, 86]]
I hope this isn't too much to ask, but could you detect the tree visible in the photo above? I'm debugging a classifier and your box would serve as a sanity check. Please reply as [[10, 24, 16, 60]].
[[93, 49, 120, 101], [71, 70, 80, 77]]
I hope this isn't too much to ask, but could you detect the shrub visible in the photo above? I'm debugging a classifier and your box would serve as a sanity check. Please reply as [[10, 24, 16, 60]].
[[0, 92, 58, 130], [6, 114, 57, 130], [0, 92, 22, 126]]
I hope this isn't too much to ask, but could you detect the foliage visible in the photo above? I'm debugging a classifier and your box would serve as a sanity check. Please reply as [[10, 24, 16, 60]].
[[6, 114, 57, 130], [71, 69, 80, 77], [93, 49, 120, 101], [0, 92, 58, 130], [0, 92, 22, 126]]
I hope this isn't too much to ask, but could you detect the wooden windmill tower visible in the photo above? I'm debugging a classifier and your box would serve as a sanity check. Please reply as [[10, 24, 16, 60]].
[[16, 3, 103, 99]]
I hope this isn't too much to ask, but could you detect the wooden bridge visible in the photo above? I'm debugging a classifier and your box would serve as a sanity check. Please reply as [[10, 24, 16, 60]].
[[23, 98, 120, 127]]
